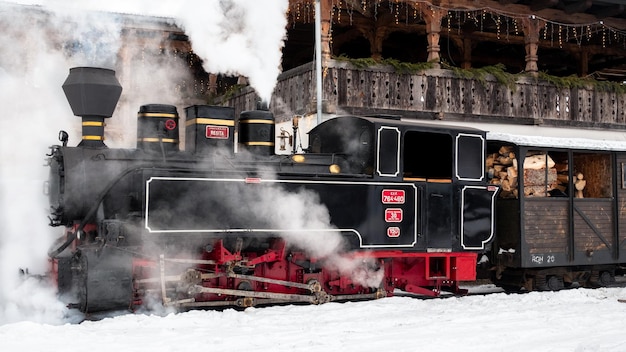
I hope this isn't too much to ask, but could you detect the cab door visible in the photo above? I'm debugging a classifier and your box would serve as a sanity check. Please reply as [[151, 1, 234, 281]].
[[425, 182, 453, 249]]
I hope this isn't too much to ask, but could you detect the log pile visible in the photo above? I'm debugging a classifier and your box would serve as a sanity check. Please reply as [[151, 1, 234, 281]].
[[487, 147, 568, 198], [522, 154, 557, 197], [487, 146, 518, 198]]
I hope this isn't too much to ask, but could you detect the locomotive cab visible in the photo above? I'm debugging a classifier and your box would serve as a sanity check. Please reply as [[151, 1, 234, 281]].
[[308, 115, 498, 252]]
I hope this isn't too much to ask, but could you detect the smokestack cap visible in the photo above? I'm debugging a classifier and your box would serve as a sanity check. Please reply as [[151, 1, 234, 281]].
[[62, 67, 122, 118]]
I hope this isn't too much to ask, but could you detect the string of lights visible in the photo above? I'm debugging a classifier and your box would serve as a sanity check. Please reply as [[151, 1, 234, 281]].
[[288, 0, 626, 49]]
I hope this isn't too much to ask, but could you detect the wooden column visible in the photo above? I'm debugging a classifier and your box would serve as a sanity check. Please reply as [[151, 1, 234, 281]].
[[371, 27, 388, 61], [421, 4, 443, 68], [579, 49, 589, 77], [462, 38, 473, 69], [357, 23, 387, 61], [320, 0, 332, 65], [521, 17, 543, 77], [208, 73, 218, 95]]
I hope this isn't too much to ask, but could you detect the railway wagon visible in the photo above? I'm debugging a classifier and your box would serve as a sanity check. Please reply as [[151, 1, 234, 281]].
[[488, 134, 626, 291]]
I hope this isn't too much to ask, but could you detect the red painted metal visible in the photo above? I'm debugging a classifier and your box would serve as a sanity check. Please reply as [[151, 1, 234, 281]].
[[127, 237, 478, 307], [50, 233, 478, 309]]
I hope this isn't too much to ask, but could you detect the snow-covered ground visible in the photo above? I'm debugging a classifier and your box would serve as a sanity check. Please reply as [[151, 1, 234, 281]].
[[2, 285, 626, 352]]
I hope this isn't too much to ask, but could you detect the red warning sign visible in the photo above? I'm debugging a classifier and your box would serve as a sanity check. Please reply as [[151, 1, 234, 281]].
[[387, 227, 400, 238], [385, 208, 403, 222], [206, 126, 229, 139], [382, 189, 405, 204]]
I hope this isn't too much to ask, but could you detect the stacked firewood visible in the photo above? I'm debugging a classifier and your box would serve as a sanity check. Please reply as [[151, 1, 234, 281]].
[[487, 146, 518, 198], [522, 152, 558, 197], [487, 146, 567, 198]]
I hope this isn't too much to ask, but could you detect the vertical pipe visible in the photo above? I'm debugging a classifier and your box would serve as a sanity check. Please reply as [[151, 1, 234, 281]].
[[315, 0, 323, 125]]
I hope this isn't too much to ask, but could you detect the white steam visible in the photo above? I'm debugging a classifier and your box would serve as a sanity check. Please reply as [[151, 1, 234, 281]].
[[207, 169, 384, 289], [255, 183, 383, 288], [0, 0, 288, 324], [0, 6, 76, 324], [17, 0, 289, 104], [172, 1, 289, 103]]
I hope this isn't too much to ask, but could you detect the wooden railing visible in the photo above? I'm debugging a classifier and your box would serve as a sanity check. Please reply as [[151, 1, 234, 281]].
[[225, 60, 626, 129]]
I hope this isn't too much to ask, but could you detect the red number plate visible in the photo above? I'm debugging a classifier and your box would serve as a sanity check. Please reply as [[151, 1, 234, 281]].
[[206, 126, 229, 139], [387, 227, 400, 238], [382, 189, 405, 204], [385, 208, 403, 222]]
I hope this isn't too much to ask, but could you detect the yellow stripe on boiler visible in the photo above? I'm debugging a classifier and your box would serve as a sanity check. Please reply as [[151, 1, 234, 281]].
[[186, 118, 235, 127]]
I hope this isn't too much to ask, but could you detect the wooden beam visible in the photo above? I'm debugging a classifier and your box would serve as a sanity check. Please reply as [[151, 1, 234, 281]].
[[564, 0, 592, 14], [530, 0, 559, 11], [590, 4, 625, 19]]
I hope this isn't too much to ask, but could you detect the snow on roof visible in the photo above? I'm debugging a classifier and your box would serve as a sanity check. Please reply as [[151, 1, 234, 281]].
[[487, 131, 626, 151], [418, 119, 626, 152]]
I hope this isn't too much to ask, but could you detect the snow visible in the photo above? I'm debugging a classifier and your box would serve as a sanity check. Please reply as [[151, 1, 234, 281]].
[[2, 285, 626, 352], [487, 131, 626, 151]]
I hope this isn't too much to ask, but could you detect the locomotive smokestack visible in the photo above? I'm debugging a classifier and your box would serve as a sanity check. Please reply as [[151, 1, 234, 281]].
[[62, 67, 122, 148]]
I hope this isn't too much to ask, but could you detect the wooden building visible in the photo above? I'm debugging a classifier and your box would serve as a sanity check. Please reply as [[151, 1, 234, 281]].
[[228, 0, 626, 134], [9, 1, 626, 135]]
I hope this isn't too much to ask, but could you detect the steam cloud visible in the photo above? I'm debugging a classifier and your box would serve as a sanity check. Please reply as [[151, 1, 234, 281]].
[[0, 0, 378, 324]]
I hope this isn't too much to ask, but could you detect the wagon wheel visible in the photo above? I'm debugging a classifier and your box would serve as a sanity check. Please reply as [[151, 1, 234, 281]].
[[535, 275, 564, 291], [586, 270, 616, 288], [598, 271, 616, 287], [545, 275, 564, 291]]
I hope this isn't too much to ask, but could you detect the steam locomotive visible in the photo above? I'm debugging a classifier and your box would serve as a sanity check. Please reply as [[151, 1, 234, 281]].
[[45, 67, 498, 312], [48, 66, 626, 314]]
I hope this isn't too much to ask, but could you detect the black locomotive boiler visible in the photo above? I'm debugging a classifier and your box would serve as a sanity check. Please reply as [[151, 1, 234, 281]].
[[45, 67, 498, 313]]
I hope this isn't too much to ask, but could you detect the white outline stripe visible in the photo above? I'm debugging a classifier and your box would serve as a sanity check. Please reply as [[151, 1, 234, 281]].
[[460, 185, 498, 250], [376, 126, 401, 177], [144, 177, 419, 249], [455, 133, 486, 182]]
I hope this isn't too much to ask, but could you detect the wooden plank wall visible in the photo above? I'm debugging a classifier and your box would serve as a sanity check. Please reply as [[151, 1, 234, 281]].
[[573, 200, 614, 256], [225, 61, 626, 128], [617, 154, 626, 262], [523, 199, 569, 255]]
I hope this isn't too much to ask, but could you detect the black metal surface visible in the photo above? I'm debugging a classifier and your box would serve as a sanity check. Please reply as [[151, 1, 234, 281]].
[[238, 109, 275, 155], [62, 67, 122, 118], [185, 105, 235, 155], [76, 248, 133, 313], [137, 104, 180, 153]]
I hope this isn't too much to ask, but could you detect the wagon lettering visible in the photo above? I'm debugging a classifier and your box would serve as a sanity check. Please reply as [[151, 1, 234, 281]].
[[532, 255, 544, 264]]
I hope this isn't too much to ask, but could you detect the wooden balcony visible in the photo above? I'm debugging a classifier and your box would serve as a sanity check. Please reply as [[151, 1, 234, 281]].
[[225, 60, 626, 130]]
